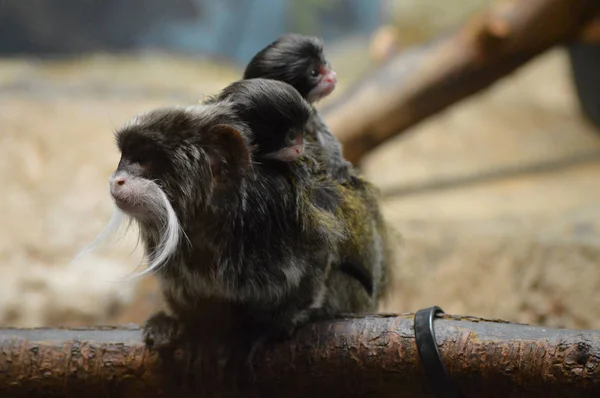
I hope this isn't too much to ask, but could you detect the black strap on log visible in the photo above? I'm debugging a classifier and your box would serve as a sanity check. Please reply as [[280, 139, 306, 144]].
[[414, 306, 462, 398]]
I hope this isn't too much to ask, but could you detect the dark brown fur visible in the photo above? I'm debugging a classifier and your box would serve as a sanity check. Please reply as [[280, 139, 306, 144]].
[[109, 80, 390, 393]]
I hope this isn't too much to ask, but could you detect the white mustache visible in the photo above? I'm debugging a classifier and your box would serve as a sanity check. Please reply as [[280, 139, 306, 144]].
[[73, 179, 183, 280]]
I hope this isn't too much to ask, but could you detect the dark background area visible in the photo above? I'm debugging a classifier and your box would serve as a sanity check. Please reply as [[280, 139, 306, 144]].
[[0, 0, 382, 64]]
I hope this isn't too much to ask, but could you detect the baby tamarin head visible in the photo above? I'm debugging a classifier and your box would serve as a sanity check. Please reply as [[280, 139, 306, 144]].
[[100, 79, 316, 276], [216, 78, 314, 162], [243, 34, 338, 103]]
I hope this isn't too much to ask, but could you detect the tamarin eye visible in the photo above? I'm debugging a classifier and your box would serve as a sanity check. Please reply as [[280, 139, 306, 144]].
[[310, 68, 320, 77], [131, 148, 159, 169], [132, 151, 149, 165]]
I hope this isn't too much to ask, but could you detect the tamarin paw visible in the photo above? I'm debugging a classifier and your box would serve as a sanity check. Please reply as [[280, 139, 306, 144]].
[[142, 311, 182, 351]]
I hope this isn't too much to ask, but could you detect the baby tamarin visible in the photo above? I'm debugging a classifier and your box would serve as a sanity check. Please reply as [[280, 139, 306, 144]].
[[241, 33, 353, 181], [213, 78, 390, 303], [103, 79, 389, 379]]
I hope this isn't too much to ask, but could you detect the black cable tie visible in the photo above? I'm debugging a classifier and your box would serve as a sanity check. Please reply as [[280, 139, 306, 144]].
[[414, 306, 462, 398]]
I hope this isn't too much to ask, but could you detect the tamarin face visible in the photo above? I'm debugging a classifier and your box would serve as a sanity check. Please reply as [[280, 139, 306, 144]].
[[243, 34, 338, 103], [112, 106, 251, 220]]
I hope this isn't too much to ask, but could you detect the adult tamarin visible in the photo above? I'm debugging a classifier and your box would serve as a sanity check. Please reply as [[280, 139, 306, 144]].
[[90, 78, 390, 381]]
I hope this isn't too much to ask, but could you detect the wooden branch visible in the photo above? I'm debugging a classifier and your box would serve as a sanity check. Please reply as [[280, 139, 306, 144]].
[[323, 0, 600, 164], [2, 314, 600, 397]]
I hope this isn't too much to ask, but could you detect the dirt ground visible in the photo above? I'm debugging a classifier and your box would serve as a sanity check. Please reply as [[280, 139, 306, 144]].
[[1, 42, 599, 331], [365, 48, 600, 330]]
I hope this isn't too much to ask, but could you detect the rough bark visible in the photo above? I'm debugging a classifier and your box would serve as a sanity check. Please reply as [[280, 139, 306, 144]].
[[323, 0, 600, 164], [1, 314, 600, 397]]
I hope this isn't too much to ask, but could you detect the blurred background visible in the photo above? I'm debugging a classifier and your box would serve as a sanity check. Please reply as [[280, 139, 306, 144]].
[[2, 0, 600, 331]]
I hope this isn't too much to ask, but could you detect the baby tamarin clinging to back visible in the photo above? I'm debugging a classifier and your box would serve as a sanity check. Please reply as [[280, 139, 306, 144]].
[[238, 35, 387, 296], [214, 78, 391, 303], [240, 33, 353, 181], [91, 79, 390, 388]]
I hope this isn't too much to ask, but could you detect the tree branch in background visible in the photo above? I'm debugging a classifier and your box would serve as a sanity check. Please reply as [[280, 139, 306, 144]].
[[323, 0, 600, 164], [1, 314, 600, 397]]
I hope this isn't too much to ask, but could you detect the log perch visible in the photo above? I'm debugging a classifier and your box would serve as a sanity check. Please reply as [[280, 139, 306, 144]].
[[1, 314, 600, 397], [324, 0, 600, 164]]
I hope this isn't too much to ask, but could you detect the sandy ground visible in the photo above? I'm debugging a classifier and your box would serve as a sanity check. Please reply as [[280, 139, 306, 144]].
[[364, 48, 600, 330], [1, 42, 600, 331]]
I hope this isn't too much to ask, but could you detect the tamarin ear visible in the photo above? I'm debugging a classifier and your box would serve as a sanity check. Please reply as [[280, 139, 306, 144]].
[[207, 124, 252, 180]]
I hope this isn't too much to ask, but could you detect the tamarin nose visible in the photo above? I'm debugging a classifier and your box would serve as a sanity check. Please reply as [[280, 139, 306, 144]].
[[109, 173, 127, 192], [325, 71, 337, 84]]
